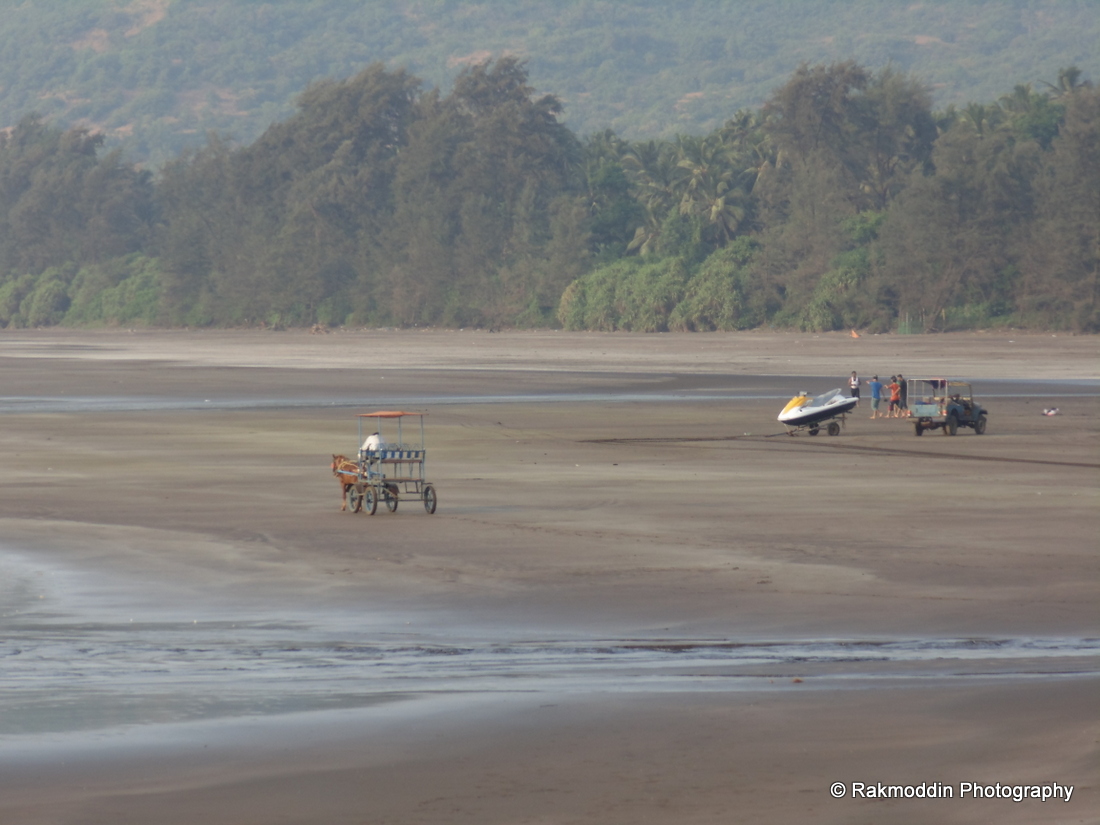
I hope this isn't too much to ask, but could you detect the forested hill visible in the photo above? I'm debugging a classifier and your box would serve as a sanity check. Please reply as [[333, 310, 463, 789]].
[[1, 0, 1098, 167], [1, 58, 1096, 333]]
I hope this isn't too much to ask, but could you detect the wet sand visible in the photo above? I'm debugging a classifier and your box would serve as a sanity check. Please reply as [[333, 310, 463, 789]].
[[0, 328, 1097, 824]]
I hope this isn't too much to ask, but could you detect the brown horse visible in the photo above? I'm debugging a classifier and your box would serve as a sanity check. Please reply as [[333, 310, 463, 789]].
[[331, 454, 359, 510]]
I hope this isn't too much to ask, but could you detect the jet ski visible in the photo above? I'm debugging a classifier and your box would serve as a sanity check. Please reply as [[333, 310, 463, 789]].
[[778, 388, 857, 435]]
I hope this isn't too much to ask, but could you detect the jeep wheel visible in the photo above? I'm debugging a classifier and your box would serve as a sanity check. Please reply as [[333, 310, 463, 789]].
[[945, 414, 958, 436], [975, 414, 987, 435], [914, 424, 924, 436]]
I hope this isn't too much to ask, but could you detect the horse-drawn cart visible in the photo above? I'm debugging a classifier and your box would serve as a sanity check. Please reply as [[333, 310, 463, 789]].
[[332, 411, 436, 515]]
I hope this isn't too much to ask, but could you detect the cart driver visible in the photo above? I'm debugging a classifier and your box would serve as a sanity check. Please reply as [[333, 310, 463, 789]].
[[361, 432, 382, 452]]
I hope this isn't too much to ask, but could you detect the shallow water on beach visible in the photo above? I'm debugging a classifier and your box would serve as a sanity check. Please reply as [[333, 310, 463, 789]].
[[1, 377, 1096, 414], [3, 548, 1097, 740]]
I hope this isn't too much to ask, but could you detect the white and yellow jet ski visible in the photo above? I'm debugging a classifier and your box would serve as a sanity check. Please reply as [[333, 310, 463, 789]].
[[778, 388, 857, 435]]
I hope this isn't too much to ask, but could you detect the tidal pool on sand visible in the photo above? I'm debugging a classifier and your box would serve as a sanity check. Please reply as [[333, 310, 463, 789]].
[[3, 547, 1097, 738]]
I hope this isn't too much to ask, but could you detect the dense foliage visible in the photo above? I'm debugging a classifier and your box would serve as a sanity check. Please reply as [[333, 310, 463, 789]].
[[1, 1, 1098, 167], [0, 115, 155, 326], [0, 60, 1096, 332], [559, 64, 1099, 332], [152, 59, 587, 328]]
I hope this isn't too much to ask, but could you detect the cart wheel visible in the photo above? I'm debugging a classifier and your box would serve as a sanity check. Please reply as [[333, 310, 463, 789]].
[[808, 427, 820, 436], [945, 414, 958, 436], [363, 487, 378, 515], [975, 414, 987, 435], [347, 486, 363, 513], [384, 484, 399, 513], [827, 421, 841, 436], [422, 485, 437, 515]]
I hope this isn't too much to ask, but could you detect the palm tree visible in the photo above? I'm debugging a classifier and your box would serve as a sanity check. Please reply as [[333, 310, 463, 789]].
[[622, 139, 680, 254], [673, 133, 752, 245], [719, 108, 775, 194], [998, 83, 1038, 115], [1040, 66, 1088, 99], [960, 102, 1004, 137]]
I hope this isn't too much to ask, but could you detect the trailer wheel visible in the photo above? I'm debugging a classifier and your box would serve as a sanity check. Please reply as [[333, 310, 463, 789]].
[[422, 485, 437, 515], [827, 421, 841, 436], [808, 427, 820, 436], [363, 487, 378, 515], [975, 414, 987, 435], [347, 486, 363, 513]]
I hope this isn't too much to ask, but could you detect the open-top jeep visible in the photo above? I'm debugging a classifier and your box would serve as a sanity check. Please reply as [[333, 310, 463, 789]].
[[908, 378, 988, 436]]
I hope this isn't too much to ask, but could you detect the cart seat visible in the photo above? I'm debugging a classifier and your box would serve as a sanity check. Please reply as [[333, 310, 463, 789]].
[[361, 448, 423, 460]]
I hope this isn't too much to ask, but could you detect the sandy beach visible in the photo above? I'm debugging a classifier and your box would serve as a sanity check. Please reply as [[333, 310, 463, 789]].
[[0, 328, 1097, 824]]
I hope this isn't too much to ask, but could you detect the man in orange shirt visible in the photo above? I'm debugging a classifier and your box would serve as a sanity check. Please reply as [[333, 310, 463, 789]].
[[887, 376, 902, 417]]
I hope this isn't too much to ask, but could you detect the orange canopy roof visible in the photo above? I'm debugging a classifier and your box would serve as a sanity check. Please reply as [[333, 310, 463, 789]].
[[357, 411, 426, 418]]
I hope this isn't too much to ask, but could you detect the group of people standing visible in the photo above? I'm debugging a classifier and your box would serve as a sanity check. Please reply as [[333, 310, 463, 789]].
[[848, 371, 908, 419]]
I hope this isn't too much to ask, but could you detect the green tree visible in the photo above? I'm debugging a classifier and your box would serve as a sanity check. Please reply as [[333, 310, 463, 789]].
[[0, 115, 152, 282], [673, 133, 748, 246], [856, 67, 937, 209], [557, 255, 689, 332], [758, 63, 936, 322], [998, 83, 1064, 149], [404, 57, 584, 326], [583, 130, 643, 259], [1019, 84, 1100, 329], [667, 237, 765, 330], [622, 138, 681, 254], [155, 64, 422, 325], [877, 120, 1039, 329]]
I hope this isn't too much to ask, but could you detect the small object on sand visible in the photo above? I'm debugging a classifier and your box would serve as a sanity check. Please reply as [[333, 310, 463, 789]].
[[792, 677, 803, 683], [850, 329, 860, 338], [1042, 408, 1059, 416]]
